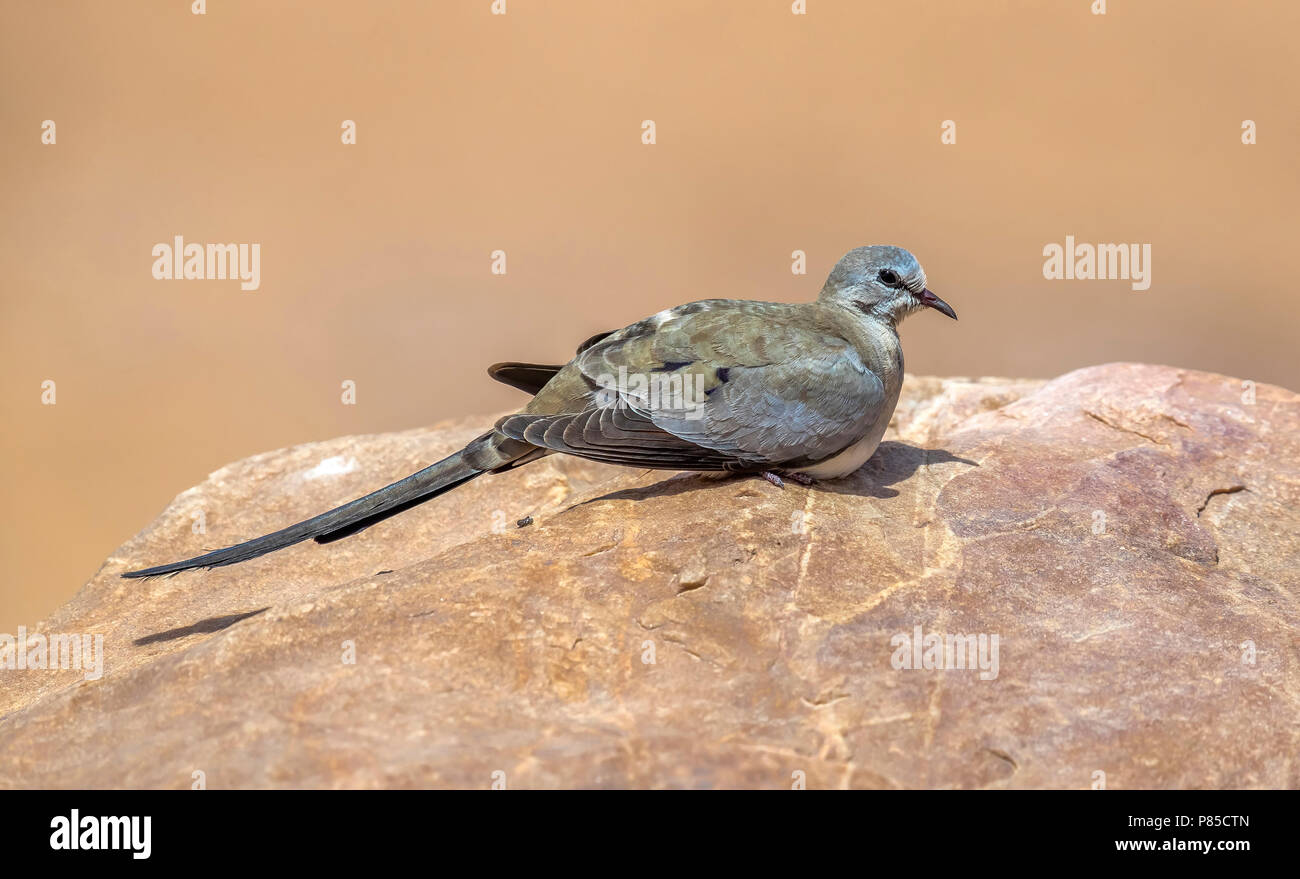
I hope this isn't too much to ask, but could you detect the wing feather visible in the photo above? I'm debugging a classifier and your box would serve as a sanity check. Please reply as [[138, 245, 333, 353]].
[[503, 301, 885, 471]]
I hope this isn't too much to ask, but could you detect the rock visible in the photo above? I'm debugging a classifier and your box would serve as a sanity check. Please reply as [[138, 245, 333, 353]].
[[1, 364, 1296, 789]]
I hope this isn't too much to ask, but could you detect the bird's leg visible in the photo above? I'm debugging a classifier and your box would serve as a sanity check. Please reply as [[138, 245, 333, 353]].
[[758, 470, 815, 488]]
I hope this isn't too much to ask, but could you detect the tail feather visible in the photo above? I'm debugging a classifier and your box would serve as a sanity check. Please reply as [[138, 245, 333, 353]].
[[310, 468, 480, 544], [487, 362, 564, 395], [486, 330, 614, 396], [121, 431, 529, 578]]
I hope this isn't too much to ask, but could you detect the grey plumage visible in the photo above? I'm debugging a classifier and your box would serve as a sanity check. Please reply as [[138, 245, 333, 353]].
[[121, 245, 955, 578]]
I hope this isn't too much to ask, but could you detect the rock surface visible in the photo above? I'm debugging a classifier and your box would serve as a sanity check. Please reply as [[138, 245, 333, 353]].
[[1, 364, 1296, 789]]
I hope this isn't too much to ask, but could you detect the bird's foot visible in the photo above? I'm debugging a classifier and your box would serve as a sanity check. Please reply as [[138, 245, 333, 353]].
[[758, 471, 814, 488]]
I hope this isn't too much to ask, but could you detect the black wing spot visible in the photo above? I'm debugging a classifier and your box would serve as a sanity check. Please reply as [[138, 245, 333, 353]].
[[651, 360, 694, 373], [706, 367, 731, 397]]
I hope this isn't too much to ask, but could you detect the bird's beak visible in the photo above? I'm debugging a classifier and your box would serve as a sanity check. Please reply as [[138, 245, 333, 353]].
[[918, 288, 957, 320]]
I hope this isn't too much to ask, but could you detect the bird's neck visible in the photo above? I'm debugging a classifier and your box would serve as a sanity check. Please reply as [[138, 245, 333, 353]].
[[813, 300, 904, 386]]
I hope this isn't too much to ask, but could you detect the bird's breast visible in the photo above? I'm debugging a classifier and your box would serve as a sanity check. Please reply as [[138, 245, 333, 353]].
[[794, 373, 903, 480]]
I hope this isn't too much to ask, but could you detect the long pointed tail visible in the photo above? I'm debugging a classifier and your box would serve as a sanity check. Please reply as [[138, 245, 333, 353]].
[[121, 431, 533, 578]]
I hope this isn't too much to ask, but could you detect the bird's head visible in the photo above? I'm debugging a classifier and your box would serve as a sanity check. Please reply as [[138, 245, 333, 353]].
[[819, 245, 956, 325]]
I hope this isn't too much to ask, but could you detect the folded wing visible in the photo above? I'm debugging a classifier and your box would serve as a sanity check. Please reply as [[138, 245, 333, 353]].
[[497, 301, 884, 471]]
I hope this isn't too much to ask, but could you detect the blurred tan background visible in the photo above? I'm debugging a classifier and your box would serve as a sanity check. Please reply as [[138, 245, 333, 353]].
[[2, 0, 1297, 632]]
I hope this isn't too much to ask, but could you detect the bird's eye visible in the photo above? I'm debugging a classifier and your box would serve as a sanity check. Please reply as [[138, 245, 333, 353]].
[[878, 269, 901, 287]]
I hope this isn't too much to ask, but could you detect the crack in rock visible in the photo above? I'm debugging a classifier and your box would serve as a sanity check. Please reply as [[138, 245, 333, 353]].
[[1084, 410, 1169, 446], [1196, 485, 1247, 517]]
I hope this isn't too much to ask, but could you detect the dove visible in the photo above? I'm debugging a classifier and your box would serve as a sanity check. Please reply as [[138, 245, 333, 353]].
[[122, 245, 955, 578]]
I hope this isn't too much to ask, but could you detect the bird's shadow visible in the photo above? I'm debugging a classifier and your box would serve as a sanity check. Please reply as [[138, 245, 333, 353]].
[[579, 442, 977, 505], [133, 607, 269, 646]]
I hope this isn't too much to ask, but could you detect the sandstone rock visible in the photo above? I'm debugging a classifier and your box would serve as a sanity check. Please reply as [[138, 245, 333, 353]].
[[1, 364, 1296, 788]]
